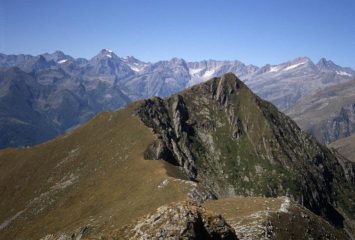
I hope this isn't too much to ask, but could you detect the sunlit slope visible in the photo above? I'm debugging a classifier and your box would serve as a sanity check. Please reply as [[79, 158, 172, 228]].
[[0, 102, 191, 239]]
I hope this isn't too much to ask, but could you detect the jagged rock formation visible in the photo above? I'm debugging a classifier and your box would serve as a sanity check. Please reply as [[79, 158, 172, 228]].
[[136, 73, 355, 228], [136, 96, 197, 180]]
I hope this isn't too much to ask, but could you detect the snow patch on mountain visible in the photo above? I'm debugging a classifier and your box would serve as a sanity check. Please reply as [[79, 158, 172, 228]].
[[336, 71, 352, 77], [204, 69, 215, 78], [58, 59, 68, 64], [269, 66, 281, 72], [129, 66, 140, 72], [284, 61, 307, 71], [189, 68, 203, 75]]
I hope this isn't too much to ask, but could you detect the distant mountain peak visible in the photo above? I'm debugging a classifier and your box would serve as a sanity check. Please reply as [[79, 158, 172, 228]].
[[170, 57, 187, 64], [316, 57, 340, 71], [95, 49, 117, 59], [42, 50, 72, 63], [123, 56, 145, 65], [294, 56, 311, 61], [52, 50, 65, 56], [101, 48, 113, 54], [124, 55, 139, 61], [288, 56, 313, 66]]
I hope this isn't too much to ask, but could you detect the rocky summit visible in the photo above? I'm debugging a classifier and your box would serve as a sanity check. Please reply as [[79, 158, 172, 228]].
[[0, 73, 354, 240]]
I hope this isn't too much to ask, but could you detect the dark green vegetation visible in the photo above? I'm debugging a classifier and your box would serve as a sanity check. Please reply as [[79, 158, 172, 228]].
[[0, 73, 354, 239]]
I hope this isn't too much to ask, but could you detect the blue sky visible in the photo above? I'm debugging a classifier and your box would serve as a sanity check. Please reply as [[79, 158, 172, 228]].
[[1, 0, 355, 68]]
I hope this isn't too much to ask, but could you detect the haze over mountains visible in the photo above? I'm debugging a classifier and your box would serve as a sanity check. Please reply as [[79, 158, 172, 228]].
[[0, 50, 354, 148]]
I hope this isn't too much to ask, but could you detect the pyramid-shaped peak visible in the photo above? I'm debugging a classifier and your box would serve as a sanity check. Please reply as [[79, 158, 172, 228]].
[[185, 72, 248, 103]]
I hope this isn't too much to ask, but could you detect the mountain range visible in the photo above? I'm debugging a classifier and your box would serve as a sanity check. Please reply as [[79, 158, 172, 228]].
[[1, 74, 354, 239], [0, 50, 354, 148]]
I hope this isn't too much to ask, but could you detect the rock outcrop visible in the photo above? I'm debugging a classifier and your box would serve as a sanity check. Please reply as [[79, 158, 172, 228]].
[[136, 96, 198, 180], [104, 201, 238, 240]]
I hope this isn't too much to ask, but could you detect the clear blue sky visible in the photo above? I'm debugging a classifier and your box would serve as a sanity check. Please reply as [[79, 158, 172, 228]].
[[1, 0, 355, 68]]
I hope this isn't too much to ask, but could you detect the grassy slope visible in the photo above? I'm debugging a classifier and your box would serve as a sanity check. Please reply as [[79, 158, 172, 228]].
[[0, 102, 191, 239]]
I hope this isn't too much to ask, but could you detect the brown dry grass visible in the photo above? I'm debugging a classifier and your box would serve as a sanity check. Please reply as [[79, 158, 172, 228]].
[[0, 102, 190, 239]]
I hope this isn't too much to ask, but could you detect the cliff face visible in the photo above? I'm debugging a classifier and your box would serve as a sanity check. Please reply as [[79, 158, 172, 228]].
[[136, 73, 355, 226]]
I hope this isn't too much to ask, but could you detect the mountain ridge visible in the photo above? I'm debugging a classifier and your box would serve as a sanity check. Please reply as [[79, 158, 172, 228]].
[[0, 50, 354, 148]]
